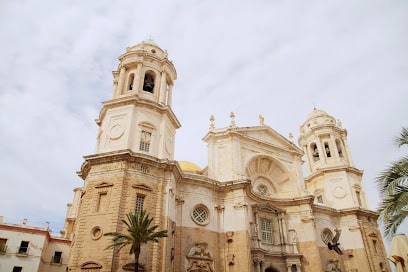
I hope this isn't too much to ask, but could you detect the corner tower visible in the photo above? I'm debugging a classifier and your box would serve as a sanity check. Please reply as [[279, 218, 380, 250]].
[[298, 109, 367, 210], [67, 41, 180, 272], [96, 40, 180, 159]]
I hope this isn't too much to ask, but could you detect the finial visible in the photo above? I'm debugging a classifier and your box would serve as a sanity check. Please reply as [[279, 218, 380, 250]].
[[147, 35, 154, 42], [229, 112, 236, 128], [209, 115, 215, 130], [337, 119, 342, 128], [289, 132, 294, 142], [313, 102, 317, 110], [259, 114, 265, 126]]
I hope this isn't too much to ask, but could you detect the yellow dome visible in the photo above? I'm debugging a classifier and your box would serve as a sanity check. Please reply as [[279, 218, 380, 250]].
[[178, 161, 201, 173]]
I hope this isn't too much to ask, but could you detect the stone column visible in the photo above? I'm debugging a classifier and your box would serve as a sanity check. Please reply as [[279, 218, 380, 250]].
[[167, 84, 173, 106], [159, 71, 167, 104], [133, 63, 142, 94], [116, 66, 126, 96]]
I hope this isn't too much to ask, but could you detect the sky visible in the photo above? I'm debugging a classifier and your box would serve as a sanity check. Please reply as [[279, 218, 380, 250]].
[[0, 1, 407, 238]]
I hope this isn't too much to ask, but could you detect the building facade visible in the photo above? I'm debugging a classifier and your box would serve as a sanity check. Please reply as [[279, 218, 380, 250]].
[[64, 41, 390, 272], [0, 216, 70, 272]]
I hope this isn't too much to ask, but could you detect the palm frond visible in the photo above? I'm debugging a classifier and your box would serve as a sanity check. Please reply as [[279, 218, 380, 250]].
[[394, 127, 408, 147]]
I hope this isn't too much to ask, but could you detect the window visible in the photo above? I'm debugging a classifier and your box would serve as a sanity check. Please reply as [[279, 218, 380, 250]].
[[18, 241, 29, 254], [356, 191, 362, 206], [128, 73, 135, 91], [0, 238, 7, 253], [143, 72, 155, 93], [311, 143, 319, 161], [192, 205, 209, 225], [139, 131, 151, 152], [97, 192, 108, 212], [321, 229, 333, 244], [324, 142, 331, 157], [257, 185, 268, 196], [336, 139, 344, 157], [140, 164, 149, 173], [373, 240, 378, 253], [317, 195, 323, 204], [261, 219, 272, 243], [12, 267, 22, 272], [135, 195, 145, 214], [52, 251, 62, 264]]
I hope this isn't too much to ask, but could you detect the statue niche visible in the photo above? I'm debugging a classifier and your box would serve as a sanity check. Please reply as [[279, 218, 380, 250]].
[[186, 242, 214, 272]]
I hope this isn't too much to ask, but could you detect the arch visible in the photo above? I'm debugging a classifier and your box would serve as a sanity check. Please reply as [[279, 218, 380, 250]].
[[127, 73, 135, 91], [80, 261, 102, 270], [310, 142, 320, 161], [265, 267, 280, 272], [335, 139, 344, 157], [143, 70, 156, 93], [246, 155, 289, 195]]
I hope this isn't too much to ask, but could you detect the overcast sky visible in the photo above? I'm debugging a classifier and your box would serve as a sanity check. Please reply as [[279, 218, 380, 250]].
[[0, 1, 407, 236]]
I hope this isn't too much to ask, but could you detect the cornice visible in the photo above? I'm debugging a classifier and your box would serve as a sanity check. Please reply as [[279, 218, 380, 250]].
[[246, 186, 314, 207], [304, 166, 363, 182], [77, 149, 180, 180], [96, 95, 181, 128], [313, 204, 379, 219]]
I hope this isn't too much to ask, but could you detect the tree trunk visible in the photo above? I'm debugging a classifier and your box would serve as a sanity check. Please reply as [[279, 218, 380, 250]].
[[134, 244, 141, 272]]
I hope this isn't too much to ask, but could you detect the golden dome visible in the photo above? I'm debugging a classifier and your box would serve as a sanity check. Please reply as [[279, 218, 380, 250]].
[[178, 161, 201, 173]]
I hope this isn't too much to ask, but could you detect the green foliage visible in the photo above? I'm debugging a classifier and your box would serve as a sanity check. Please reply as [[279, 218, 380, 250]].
[[376, 127, 408, 239], [104, 209, 168, 271]]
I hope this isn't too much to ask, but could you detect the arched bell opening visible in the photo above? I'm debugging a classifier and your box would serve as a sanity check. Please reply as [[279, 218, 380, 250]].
[[127, 73, 135, 91], [143, 71, 155, 93]]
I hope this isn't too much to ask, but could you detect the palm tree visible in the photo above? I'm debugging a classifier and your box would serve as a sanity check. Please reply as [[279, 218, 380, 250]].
[[376, 127, 408, 239], [104, 209, 168, 272]]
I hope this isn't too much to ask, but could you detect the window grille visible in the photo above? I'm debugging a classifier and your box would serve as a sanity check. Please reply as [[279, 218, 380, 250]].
[[136, 195, 145, 214], [261, 219, 272, 243]]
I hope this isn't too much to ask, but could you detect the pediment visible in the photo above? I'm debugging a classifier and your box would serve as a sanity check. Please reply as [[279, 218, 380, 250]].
[[236, 127, 302, 155], [252, 203, 283, 213], [80, 261, 102, 269], [132, 183, 153, 191], [95, 182, 114, 188]]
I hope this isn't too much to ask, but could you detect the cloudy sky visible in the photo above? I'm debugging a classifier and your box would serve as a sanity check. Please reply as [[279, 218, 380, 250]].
[[0, 1, 407, 236]]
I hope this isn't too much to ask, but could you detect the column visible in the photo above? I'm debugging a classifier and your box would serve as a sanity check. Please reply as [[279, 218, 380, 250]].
[[116, 66, 126, 96], [167, 84, 173, 106], [133, 63, 142, 95], [159, 71, 167, 104]]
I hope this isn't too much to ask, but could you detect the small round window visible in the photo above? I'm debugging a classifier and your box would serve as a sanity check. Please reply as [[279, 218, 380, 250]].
[[192, 205, 209, 225], [91, 226, 103, 240], [257, 185, 268, 196], [321, 228, 333, 244]]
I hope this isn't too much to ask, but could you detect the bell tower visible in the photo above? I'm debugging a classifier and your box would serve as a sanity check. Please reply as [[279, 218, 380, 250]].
[[67, 41, 180, 272], [298, 109, 367, 210], [95, 40, 180, 159]]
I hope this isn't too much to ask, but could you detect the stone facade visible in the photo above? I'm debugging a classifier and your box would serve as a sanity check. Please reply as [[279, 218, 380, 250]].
[[64, 41, 390, 272], [0, 216, 70, 272]]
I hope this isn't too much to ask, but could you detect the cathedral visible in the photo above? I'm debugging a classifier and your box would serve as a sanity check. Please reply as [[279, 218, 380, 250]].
[[62, 41, 390, 272]]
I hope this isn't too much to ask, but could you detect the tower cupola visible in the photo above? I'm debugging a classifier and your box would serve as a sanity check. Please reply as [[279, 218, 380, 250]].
[[94, 41, 180, 159], [298, 109, 353, 174]]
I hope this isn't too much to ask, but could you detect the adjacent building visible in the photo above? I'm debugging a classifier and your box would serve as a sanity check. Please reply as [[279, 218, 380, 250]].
[[0, 216, 70, 272], [63, 41, 390, 272]]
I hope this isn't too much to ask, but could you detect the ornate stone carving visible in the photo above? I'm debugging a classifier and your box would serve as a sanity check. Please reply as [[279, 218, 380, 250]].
[[186, 243, 214, 272]]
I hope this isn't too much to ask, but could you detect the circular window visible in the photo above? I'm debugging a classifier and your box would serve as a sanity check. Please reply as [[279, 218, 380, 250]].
[[91, 226, 103, 240], [321, 228, 333, 244], [257, 185, 268, 196], [192, 205, 209, 225]]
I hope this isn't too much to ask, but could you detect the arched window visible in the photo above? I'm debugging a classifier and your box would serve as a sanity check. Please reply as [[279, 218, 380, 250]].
[[324, 142, 331, 157], [310, 142, 319, 161], [143, 71, 155, 93], [128, 73, 135, 91], [336, 139, 344, 157]]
